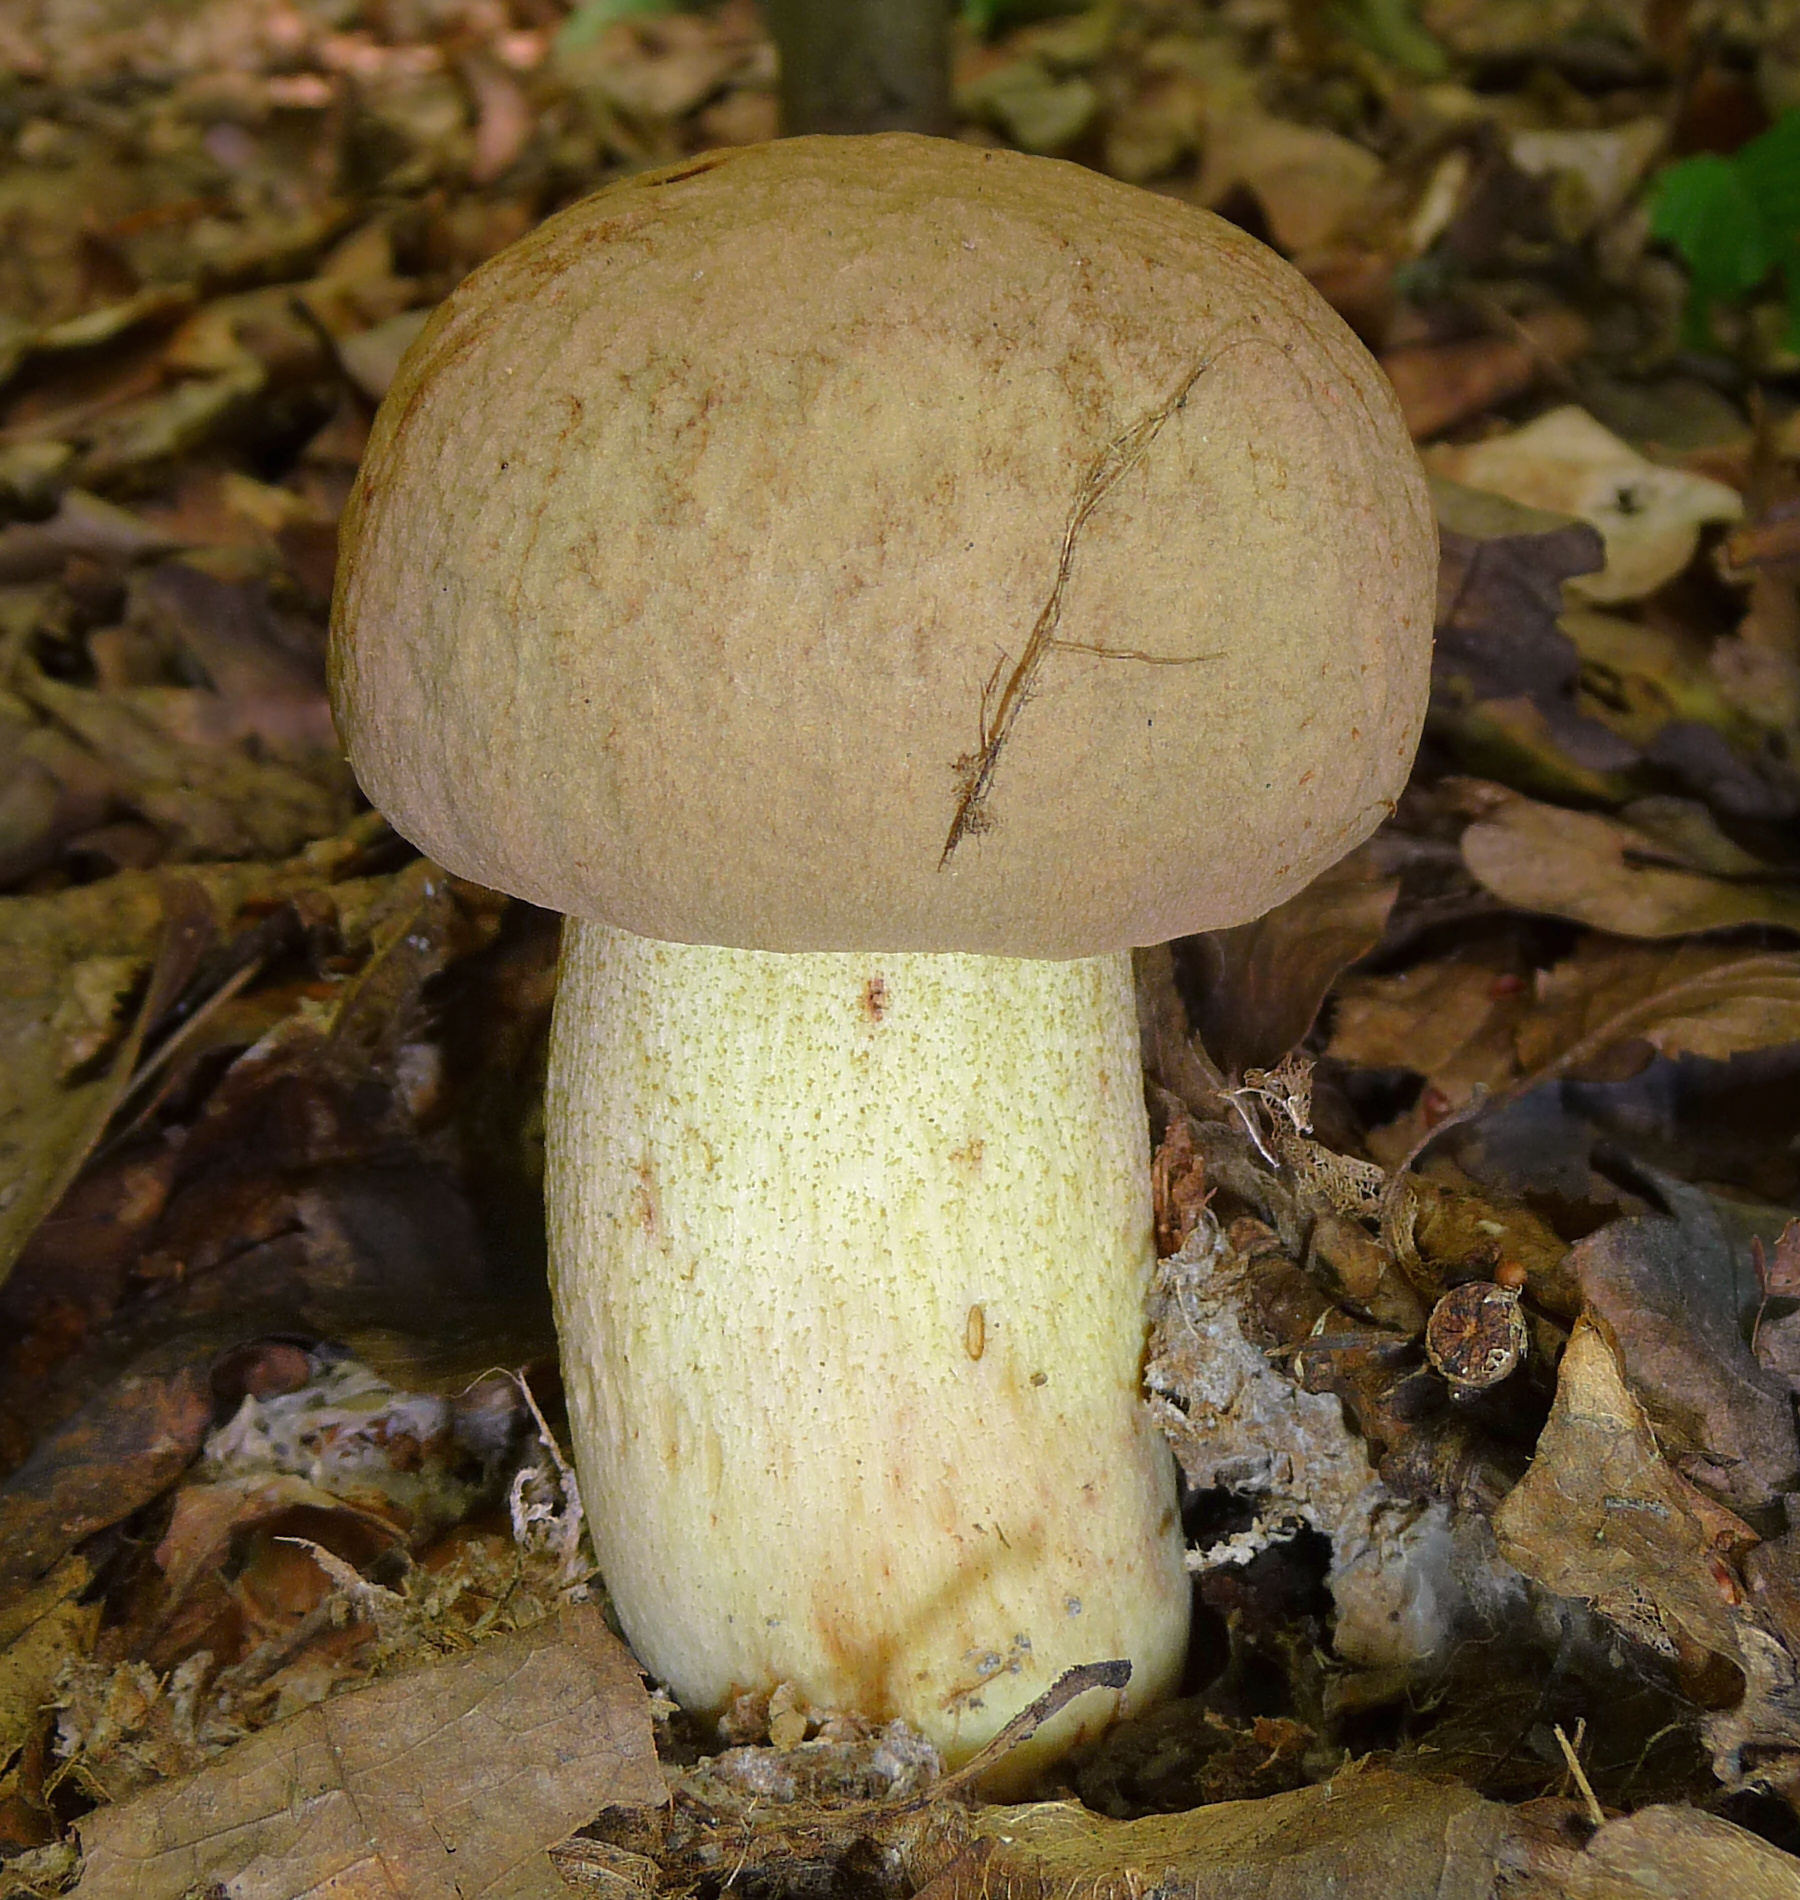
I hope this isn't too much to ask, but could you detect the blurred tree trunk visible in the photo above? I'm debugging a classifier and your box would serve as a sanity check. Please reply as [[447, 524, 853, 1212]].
[[767, 0, 954, 136]]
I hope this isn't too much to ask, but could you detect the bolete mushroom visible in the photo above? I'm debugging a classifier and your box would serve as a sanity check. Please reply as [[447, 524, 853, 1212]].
[[330, 134, 1435, 1775]]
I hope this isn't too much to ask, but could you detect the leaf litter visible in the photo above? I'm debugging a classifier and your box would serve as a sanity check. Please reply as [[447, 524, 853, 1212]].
[[2, 0, 1800, 1894]]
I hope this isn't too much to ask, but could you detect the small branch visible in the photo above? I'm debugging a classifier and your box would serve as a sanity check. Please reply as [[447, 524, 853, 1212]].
[[933, 1660, 1132, 1796]]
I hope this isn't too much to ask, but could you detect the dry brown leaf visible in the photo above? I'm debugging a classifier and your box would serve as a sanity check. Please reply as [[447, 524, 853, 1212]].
[[1535, 1805, 1800, 1899], [1461, 793, 1800, 935], [910, 1767, 1528, 1900], [1768, 1218, 1800, 1301], [1506, 119, 1665, 233], [1571, 1180, 1799, 1515], [1426, 407, 1744, 603], [1563, 609, 1757, 752], [1429, 492, 1643, 803], [1189, 842, 1398, 1077], [17, 665, 351, 863], [0, 1336, 217, 1599], [1333, 941, 1800, 1130], [1494, 1309, 1800, 1796], [0, 875, 211, 1288], [1383, 333, 1546, 441], [1329, 950, 1532, 1104], [0, 1557, 98, 1773], [554, 14, 751, 126], [1494, 1319, 1753, 1671], [955, 56, 1098, 153], [1381, 307, 1589, 441], [0, 828, 377, 1284], [72, 1602, 663, 1900], [1195, 113, 1386, 255], [1520, 941, 1800, 1073]]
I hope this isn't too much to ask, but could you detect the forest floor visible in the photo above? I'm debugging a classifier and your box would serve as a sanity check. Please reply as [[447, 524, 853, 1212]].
[[1, 1, 1800, 1894]]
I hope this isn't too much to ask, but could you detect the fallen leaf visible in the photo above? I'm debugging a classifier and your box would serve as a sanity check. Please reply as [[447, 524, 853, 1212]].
[[0, 1558, 98, 1774], [956, 58, 1098, 153], [134, 561, 336, 758], [1189, 842, 1399, 1077], [1566, 608, 1760, 753], [1426, 406, 1745, 603], [1429, 487, 1643, 801], [0, 488, 180, 584], [1571, 1176, 1799, 1515], [17, 663, 352, 862], [1494, 1318, 1753, 1673], [1329, 948, 1533, 1104], [1196, 112, 1386, 254], [0, 1335, 216, 1598], [1641, 718, 1800, 831], [463, 56, 536, 185], [1507, 118, 1665, 233], [1768, 1217, 1800, 1299], [0, 874, 215, 1288], [72, 1602, 663, 1900], [1333, 940, 1800, 1127], [1460, 791, 1800, 935], [339, 310, 433, 402], [1381, 306, 1589, 440], [554, 14, 749, 125], [1541, 1804, 1800, 1899], [1519, 940, 1800, 1075], [910, 1767, 1531, 1900]]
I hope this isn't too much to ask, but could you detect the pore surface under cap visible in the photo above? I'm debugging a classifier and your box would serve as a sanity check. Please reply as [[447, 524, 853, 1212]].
[[331, 134, 1435, 957]]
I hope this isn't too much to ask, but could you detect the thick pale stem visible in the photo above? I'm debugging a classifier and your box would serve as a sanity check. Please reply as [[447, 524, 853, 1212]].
[[545, 922, 1189, 1773]]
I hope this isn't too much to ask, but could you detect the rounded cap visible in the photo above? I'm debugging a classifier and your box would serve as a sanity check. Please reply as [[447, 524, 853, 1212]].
[[331, 134, 1434, 957]]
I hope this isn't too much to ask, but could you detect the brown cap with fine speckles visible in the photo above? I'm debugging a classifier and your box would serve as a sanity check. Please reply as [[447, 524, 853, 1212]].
[[330, 134, 1434, 957]]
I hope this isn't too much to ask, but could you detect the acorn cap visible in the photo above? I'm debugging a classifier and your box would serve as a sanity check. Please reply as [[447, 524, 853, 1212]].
[[330, 134, 1435, 957]]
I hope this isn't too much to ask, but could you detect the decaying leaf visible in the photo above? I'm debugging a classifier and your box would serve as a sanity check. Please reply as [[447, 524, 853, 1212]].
[[1564, 609, 1763, 754], [1331, 940, 1800, 1125], [1521, 941, 1800, 1075], [1461, 792, 1800, 935], [1570, 1178, 1798, 1516], [1426, 406, 1744, 603], [1329, 948, 1537, 1105], [0, 826, 375, 1285], [1194, 112, 1386, 254], [1494, 1319, 1753, 1676], [72, 1603, 662, 1900], [0, 1556, 97, 1785], [1189, 842, 1399, 1077], [1429, 487, 1637, 801], [1499, 1317, 1800, 1798], [909, 1767, 1530, 1900], [0, 1335, 216, 1598], [1534, 1804, 1800, 1899], [1381, 306, 1590, 441]]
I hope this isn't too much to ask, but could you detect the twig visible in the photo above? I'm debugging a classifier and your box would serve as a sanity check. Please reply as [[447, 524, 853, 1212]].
[[932, 1659, 1132, 1798], [1554, 1720, 1604, 1828]]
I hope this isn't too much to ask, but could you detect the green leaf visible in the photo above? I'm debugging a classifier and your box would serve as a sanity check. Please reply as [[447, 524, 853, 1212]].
[[1734, 109, 1800, 248], [555, 0, 677, 55], [960, 0, 1082, 39], [1649, 152, 1774, 303], [1327, 0, 1450, 80], [1649, 110, 1800, 354]]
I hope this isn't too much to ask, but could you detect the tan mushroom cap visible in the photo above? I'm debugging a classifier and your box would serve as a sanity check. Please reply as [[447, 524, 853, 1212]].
[[331, 134, 1434, 958]]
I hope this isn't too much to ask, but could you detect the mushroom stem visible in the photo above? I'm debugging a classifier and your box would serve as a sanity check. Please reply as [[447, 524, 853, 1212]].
[[545, 920, 1189, 1775]]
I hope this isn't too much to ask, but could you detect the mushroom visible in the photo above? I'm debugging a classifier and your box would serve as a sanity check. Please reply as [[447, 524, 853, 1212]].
[[329, 134, 1435, 1776]]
